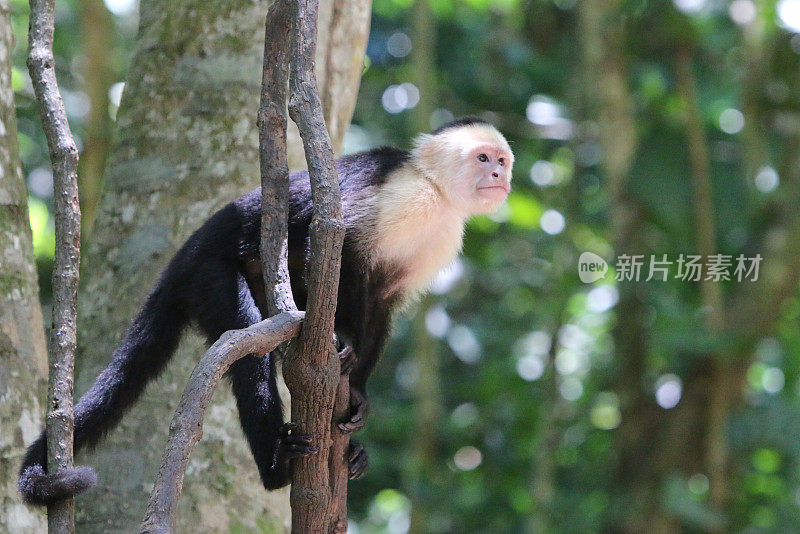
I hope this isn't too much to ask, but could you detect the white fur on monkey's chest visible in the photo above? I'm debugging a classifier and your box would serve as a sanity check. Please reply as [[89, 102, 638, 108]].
[[367, 167, 466, 295]]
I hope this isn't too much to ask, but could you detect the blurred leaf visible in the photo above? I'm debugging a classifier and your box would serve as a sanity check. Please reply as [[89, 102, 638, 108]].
[[28, 196, 54, 259], [507, 193, 542, 229]]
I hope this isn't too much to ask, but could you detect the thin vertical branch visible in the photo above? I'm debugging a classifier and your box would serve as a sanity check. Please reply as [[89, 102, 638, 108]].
[[739, 10, 770, 190], [260, 0, 298, 317], [322, 5, 373, 527], [578, 2, 670, 532], [284, 0, 347, 530], [27, 0, 81, 532], [328, 373, 350, 533], [259, 4, 350, 529], [674, 46, 728, 514], [527, 313, 567, 533], [674, 47, 725, 333]]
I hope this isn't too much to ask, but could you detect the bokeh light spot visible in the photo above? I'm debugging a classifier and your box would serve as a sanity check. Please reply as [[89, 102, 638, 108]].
[[754, 166, 779, 193], [386, 32, 412, 58], [719, 108, 745, 134], [778, 0, 800, 32], [453, 446, 482, 471], [762, 367, 785, 394], [540, 209, 565, 235], [729, 0, 756, 24], [655, 374, 682, 409]]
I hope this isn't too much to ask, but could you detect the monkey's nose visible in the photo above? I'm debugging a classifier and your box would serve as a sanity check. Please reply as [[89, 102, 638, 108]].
[[492, 171, 499, 178]]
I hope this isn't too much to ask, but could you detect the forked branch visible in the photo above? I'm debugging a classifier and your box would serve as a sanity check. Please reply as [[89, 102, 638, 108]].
[[140, 1, 350, 531]]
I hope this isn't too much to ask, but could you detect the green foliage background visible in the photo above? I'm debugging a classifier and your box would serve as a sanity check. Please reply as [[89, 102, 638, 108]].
[[10, 0, 800, 532]]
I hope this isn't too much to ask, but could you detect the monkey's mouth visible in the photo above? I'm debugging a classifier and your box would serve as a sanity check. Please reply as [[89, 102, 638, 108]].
[[476, 185, 510, 201]]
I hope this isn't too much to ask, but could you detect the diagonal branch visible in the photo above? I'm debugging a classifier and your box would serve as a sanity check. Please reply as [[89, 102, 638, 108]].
[[139, 311, 304, 533], [27, 0, 82, 532]]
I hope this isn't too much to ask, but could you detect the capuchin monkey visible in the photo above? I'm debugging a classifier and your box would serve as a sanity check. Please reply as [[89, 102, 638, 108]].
[[19, 117, 514, 505]]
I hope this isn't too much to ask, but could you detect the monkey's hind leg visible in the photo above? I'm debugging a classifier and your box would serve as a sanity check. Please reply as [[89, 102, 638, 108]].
[[229, 353, 316, 489]]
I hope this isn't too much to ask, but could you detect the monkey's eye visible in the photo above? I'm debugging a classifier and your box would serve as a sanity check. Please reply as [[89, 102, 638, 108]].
[[477, 153, 488, 162], [498, 157, 505, 166]]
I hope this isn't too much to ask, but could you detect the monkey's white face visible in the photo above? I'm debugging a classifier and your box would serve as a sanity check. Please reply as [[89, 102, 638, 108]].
[[432, 125, 514, 215], [414, 124, 514, 216], [460, 141, 513, 214]]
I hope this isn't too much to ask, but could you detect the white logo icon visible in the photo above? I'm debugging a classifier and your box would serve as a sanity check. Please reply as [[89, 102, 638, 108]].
[[578, 252, 608, 283]]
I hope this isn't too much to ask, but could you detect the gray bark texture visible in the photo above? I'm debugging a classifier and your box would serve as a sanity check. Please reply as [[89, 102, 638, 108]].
[[73, 0, 370, 531], [285, 0, 347, 531], [0, 1, 48, 531], [259, 0, 297, 317], [27, 0, 83, 529]]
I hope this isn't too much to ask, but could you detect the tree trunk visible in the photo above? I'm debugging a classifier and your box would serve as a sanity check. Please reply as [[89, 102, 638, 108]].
[[405, 4, 441, 531], [73, 0, 369, 531], [406, 296, 443, 534], [77, 0, 114, 239], [578, 2, 672, 532], [0, 2, 48, 531], [674, 46, 728, 516]]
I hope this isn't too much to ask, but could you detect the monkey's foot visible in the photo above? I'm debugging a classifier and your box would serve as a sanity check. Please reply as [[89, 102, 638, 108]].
[[276, 422, 317, 460], [338, 387, 368, 433], [338, 344, 356, 375], [348, 441, 369, 479]]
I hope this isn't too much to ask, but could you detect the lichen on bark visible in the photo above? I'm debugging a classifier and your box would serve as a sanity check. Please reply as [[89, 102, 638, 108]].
[[0, 0, 48, 531]]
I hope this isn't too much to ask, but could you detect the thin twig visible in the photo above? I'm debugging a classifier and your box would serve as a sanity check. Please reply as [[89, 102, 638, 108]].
[[27, 0, 81, 532], [284, 0, 347, 530], [139, 311, 305, 534]]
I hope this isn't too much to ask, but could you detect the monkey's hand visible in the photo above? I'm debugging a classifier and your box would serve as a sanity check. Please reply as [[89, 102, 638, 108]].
[[348, 440, 369, 479], [273, 422, 317, 468], [338, 387, 368, 433], [338, 344, 357, 375]]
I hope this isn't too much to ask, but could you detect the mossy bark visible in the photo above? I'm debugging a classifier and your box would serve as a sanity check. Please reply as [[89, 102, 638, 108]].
[[0, 1, 48, 531]]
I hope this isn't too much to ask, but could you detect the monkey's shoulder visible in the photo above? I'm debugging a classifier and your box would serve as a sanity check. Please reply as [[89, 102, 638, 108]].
[[337, 146, 411, 186], [218, 146, 412, 258], [230, 146, 411, 218]]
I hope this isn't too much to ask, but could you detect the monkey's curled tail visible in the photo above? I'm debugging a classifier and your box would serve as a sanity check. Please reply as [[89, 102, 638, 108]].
[[18, 274, 188, 505]]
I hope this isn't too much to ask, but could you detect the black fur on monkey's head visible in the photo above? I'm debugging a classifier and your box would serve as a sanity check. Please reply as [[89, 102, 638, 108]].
[[431, 116, 491, 136]]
